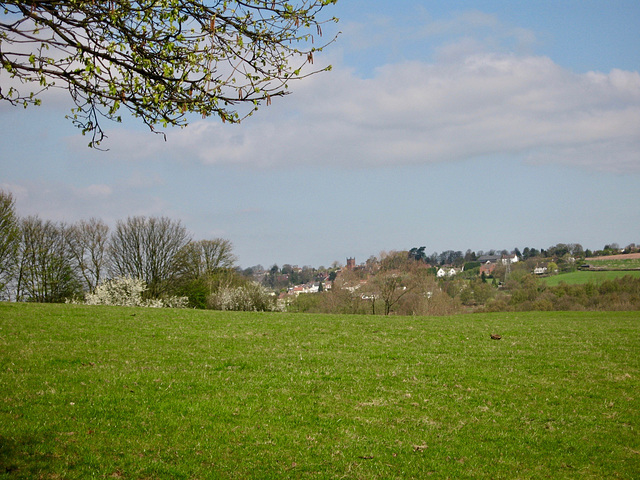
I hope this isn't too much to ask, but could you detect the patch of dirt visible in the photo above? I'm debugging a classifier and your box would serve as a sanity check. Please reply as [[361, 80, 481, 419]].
[[587, 253, 640, 261]]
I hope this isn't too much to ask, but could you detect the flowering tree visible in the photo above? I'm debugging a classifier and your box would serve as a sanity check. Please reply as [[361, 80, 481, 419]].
[[84, 276, 188, 308], [0, 0, 339, 146]]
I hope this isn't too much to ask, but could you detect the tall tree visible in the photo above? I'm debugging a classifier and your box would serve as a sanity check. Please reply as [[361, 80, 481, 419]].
[[109, 216, 191, 297], [66, 218, 110, 293], [15, 217, 81, 302], [0, 190, 20, 299], [174, 238, 236, 279], [1, 1, 339, 146], [408, 246, 427, 262]]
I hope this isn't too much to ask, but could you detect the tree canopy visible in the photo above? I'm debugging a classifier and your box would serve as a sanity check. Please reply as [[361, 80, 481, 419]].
[[0, 0, 338, 146]]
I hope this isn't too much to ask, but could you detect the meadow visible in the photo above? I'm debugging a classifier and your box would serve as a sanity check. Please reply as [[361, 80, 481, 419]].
[[586, 256, 640, 271], [541, 270, 640, 287], [1, 303, 639, 479]]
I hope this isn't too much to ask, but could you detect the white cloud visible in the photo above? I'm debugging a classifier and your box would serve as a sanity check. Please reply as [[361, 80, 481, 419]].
[[141, 51, 640, 173], [41, 8, 638, 175]]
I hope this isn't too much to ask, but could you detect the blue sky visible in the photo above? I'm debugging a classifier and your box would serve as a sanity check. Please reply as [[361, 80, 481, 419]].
[[1, 1, 639, 268]]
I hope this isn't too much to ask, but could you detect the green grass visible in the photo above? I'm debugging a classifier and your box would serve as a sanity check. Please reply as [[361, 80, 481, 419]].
[[542, 270, 640, 286], [586, 258, 640, 270], [1, 303, 639, 479]]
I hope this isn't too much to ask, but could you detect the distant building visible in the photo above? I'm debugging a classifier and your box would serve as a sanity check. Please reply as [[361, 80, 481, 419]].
[[533, 264, 548, 275], [437, 266, 463, 277], [477, 253, 519, 265], [477, 254, 502, 264], [479, 262, 496, 276], [501, 253, 519, 265], [346, 257, 356, 269]]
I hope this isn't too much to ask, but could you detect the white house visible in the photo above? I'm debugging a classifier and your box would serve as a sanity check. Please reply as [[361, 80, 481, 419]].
[[437, 267, 462, 277], [501, 253, 519, 265]]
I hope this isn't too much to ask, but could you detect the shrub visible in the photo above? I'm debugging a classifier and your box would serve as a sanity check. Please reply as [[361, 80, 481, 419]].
[[287, 293, 324, 313], [207, 282, 277, 311], [82, 276, 188, 308]]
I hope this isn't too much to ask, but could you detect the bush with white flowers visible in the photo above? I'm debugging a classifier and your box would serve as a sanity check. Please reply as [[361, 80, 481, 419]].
[[84, 276, 188, 308], [207, 281, 277, 311]]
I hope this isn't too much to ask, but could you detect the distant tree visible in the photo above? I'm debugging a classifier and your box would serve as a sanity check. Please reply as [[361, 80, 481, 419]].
[[281, 264, 294, 276], [109, 216, 190, 297], [462, 261, 481, 274], [472, 280, 494, 305], [66, 218, 110, 294], [408, 246, 427, 262], [603, 243, 620, 255], [437, 250, 463, 266], [364, 255, 379, 273], [1, 1, 339, 146], [379, 251, 411, 271], [370, 271, 412, 315], [321, 274, 367, 315], [15, 217, 81, 302], [568, 243, 584, 257], [548, 243, 569, 258], [299, 265, 315, 284], [174, 238, 236, 279], [0, 190, 20, 299], [170, 238, 237, 306], [368, 255, 432, 315]]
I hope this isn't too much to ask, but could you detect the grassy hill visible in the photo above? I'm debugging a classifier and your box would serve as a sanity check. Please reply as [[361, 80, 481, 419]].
[[541, 270, 640, 286], [584, 254, 640, 270], [1, 303, 639, 479]]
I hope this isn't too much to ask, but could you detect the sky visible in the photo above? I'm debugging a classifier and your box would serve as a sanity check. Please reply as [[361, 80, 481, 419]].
[[1, 0, 640, 269]]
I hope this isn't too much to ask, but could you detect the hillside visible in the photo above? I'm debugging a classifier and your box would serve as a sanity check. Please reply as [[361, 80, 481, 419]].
[[541, 270, 640, 287]]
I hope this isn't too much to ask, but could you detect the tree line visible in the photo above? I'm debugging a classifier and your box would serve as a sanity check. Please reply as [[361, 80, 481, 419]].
[[2, 188, 637, 314], [0, 190, 262, 308]]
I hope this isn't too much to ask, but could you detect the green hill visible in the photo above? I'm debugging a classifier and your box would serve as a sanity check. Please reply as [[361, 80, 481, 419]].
[[542, 270, 640, 286]]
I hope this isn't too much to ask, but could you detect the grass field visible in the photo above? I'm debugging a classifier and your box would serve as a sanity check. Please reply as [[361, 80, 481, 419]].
[[1, 303, 639, 479], [585, 256, 640, 270], [541, 270, 640, 287]]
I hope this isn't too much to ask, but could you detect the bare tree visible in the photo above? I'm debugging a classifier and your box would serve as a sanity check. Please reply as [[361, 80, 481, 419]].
[[0, 190, 20, 299], [369, 271, 414, 315], [109, 216, 191, 297], [15, 216, 81, 302], [174, 238, 237, 279], [367, 251, 434, 315], [66, 218, 110, 294]]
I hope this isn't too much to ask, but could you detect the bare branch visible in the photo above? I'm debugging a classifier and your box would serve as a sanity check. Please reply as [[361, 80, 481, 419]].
[[0, 0, 339, 146]]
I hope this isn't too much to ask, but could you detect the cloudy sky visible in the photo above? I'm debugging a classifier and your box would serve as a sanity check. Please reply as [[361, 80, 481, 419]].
[[2, 0, 639, 268]]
